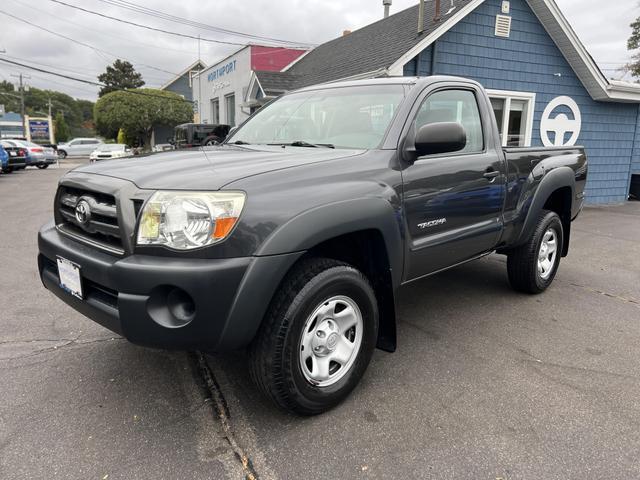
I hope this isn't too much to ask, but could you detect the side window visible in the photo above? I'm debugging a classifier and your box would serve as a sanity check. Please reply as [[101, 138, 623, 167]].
[[415, 89, 484, 154]]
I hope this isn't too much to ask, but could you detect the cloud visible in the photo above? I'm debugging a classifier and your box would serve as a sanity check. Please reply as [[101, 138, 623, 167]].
[[0, 0, 636, 101]]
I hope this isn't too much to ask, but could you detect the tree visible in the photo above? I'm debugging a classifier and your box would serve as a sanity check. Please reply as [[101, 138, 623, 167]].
[[54, 112, 71, 142], [98, 60, 145, 97], [626, 17, 640, 78], [95, 88, 193, 148]]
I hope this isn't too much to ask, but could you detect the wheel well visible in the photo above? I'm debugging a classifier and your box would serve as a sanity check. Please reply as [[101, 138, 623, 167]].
[[543, 187, 572, 256], [306, 230, 397, 352]]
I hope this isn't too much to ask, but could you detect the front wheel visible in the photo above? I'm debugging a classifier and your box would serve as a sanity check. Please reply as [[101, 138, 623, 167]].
[[249, 258, 379, 415], [507, 210, 563, 294], [36, 164, 49, 169], [57, 150, 67, 159]]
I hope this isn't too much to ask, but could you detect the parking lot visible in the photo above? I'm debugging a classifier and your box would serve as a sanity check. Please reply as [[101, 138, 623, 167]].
[[1, 164, 639, 479]]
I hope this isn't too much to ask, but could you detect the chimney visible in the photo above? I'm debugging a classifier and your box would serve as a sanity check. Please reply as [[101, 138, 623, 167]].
[[417, 0, 425, 33], [343, 29, 352, 36], [434, 0, 441, 22], [383, 0, 392, 18]]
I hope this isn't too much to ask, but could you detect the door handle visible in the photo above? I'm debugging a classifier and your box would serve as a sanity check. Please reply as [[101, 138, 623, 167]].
[[483, 169, 500, 180]]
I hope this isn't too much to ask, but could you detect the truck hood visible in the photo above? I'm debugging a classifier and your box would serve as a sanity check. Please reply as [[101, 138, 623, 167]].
[[73, 145, 365, 190]]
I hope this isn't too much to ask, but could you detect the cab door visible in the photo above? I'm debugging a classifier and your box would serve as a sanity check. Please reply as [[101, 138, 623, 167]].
[[402, 86, 505, 281]]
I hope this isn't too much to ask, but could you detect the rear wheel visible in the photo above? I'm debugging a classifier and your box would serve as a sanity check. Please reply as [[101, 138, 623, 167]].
[[203, 136, 220, 146], [2, 167, 13, 174], [507, 210, 563, 294], [249, 258, 378, 415]]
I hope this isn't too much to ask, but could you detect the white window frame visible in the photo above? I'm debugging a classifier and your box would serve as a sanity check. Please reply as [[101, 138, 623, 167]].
[[225, 93, 236, 126], [486, 89, 536, 147]]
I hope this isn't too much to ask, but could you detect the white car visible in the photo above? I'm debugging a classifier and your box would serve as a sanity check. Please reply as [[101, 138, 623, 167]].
[[89, 144, 133, 162], [57, 138, 103, 158]]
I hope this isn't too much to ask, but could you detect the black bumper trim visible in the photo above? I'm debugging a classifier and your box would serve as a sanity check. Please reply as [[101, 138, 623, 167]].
[[38, 221, 304, 351]]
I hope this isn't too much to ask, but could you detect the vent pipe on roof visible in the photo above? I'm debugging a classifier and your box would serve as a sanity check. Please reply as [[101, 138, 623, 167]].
[[434, 0, 441, 22], [383, 0, 392, 18], [417, 0, 425, 33]]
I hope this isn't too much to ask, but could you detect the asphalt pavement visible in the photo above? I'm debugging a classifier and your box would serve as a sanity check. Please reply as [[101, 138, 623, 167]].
[[1, 163, 639, 479]]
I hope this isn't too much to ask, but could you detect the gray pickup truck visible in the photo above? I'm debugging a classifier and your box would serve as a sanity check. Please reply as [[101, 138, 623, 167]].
[[38, 76, 587, 415]]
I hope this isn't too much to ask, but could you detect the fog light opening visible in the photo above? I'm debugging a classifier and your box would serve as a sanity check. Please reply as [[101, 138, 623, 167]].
[[147, 286, 196, 328], [167, 288, 196, 323]]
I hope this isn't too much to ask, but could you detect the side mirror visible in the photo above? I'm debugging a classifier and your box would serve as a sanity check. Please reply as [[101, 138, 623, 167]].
[[415, 122, 467, 157]]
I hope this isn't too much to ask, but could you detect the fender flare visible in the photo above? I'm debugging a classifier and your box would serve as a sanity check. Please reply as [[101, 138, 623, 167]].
[[516, 166, 575, 246], [256, 197, 404, 288]]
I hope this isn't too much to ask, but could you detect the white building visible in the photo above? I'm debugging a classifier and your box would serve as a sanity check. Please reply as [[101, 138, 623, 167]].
[[192, 45, 307, 127]]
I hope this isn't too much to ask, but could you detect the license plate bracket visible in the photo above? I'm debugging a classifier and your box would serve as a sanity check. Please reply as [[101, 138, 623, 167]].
[[57, 256, 83, 299]]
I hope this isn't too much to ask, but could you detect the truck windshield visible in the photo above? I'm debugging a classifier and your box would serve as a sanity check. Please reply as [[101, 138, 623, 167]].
[[228, 84, 406, 149]]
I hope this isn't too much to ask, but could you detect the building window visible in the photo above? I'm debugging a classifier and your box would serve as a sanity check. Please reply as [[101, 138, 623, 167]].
[[211, 98, 219, 124], [225, 94, 236, 126], [487, 90, 535, 147]]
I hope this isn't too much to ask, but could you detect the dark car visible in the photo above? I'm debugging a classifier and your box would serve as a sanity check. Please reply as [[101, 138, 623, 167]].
[[38, 76, 587, 415], [0, 144, 28, 173], [172, 123, 231, 148]]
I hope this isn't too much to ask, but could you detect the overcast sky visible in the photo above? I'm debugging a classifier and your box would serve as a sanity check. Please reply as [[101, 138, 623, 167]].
[[0, 0, 637, 101]]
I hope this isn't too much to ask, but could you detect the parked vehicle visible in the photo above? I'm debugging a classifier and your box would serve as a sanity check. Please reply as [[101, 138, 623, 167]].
[[2, 139, 57, 169], [89, 144, 133, 162], [152, 143, 174, 153], [0, 143, 27, 173], [171, 123, 230, 148], [38, 77, 588, 415], [57, 138, 103, 158]]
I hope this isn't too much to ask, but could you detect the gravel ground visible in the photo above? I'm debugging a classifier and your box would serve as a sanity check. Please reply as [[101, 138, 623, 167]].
[[1, 164, 638, 479]]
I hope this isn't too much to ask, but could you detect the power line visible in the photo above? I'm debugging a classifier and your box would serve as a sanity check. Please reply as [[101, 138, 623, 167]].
[[8, 0, 198, 57], [93, 0, 314, 47], [47, 0, 310, 48], [0, 9, 179, 76], [0, 57, 194, 104]]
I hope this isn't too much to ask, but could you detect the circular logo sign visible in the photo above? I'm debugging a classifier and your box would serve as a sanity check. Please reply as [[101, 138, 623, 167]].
[[540, 96, 582, 147], [75, 199, 92, 225]]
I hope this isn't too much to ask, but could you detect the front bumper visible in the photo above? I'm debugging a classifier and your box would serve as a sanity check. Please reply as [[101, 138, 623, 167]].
[[38, 221, 303, 351]]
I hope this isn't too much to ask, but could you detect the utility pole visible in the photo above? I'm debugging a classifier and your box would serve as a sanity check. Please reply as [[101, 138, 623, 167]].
[[48, 97, 53, 118], [10, 73, 30, 136]]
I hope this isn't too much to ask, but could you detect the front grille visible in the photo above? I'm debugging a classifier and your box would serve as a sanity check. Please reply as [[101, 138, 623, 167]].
[[56, 186, 124, 255]]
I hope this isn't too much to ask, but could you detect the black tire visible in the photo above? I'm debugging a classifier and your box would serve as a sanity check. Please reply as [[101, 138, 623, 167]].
[[203, 136, 220, 146], [2, 167, 13, 174], [249, 257, 379, 415], [36, 164, 49, 169], [58, 150, 67, 159], [507, 210, 563, 294]]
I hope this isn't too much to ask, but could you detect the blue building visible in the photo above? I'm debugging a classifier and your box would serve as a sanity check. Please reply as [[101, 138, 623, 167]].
[[264, 0, 640, 204], [151, 60, 205, 147]]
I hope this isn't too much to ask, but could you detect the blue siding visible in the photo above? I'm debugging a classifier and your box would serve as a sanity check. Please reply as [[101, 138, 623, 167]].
[[164, 74, 194, 101], [152, 68, 198, 145], [404, 0, 636, 204]]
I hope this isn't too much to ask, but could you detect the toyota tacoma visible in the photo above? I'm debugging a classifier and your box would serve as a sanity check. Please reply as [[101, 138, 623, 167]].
[[38, 76, 587, 415]]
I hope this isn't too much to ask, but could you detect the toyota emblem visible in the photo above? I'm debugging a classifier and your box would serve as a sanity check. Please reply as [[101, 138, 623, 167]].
[[75, 199, 92, 225]]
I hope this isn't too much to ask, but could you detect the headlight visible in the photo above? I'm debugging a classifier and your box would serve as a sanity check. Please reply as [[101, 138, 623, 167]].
[[137, 191, 245, 250]]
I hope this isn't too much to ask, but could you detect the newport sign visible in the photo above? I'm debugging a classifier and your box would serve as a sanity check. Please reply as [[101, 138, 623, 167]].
[[207, 60, 237, 82]]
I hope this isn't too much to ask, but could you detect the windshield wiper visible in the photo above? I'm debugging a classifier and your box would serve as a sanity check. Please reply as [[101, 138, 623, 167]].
[[269, 141, 335, 149]]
